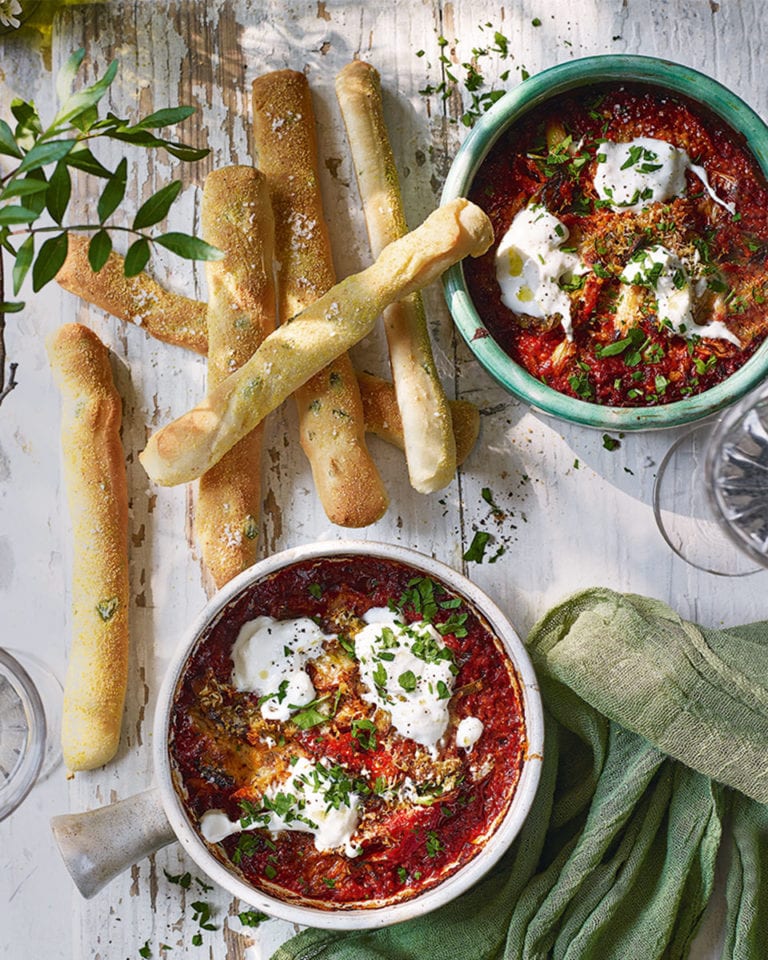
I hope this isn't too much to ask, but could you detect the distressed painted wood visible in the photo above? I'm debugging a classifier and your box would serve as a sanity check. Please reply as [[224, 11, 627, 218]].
[[1, 1, 765, 957]]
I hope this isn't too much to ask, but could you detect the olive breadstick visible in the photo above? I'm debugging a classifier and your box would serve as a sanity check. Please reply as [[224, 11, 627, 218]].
[[47, 323, 129, 773]]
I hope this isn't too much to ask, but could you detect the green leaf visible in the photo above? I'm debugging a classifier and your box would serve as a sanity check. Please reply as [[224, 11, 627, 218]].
[[163, 142, 210, 162], [463, 530, 492, 563], [133, 106, 196, 129], [32, 232, 69, 292], [88, 230, 112, 273], [0, 301, 25, 313], [1, 178, 49, 200], [124, 237, 150, 277], [46, 161, 72, 225], [238, 910, 268, 927], [52, 59, 119, 130], [20, 170, 48, 215], [132, 181, 182, 230], [0, 206, 38, 225], [154, 232, 224, 261], [12, 235, 34, 295], [97, 157, 127, 222], [0, 119, 22, 159], [11, 99, 42, 149], [56, 48, 86, 103], [398, 670, 418, 692], [17, 139, 77, 175], [65, 144, 112, 178]]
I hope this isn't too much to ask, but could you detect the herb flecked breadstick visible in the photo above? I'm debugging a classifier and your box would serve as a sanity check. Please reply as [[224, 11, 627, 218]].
[[139, 198, 493, 487], [54, 254, 475, 462], [57, 234, 208, 354], [357, 372, 479, 466], [336, 60, 458, 493], [252, 69, 388, 527], [47, 323, 129, 773], [195, 167, 276, 588]]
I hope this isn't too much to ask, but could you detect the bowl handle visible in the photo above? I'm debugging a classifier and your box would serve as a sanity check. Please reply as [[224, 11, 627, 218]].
[[50, 786, 176, 898]]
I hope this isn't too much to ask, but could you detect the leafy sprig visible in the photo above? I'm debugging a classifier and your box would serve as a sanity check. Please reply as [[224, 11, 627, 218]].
[[0, 48, 223, 406]]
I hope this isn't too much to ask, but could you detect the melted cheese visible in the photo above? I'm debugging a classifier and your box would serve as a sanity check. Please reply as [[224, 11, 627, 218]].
[[230, 615, 334, 721], [620, 245, 741, 345], [355, 616, 456, 753], [494, 204, 587, 339], [593, 137, 735, 214]]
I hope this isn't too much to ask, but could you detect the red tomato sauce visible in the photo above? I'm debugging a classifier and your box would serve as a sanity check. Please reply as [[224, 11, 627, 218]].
[[169, 556, 527, 909], [465, 83, 768, 406]]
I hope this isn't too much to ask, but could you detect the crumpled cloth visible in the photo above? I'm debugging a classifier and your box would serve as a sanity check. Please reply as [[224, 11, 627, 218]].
[[272, 589, 768, 960]]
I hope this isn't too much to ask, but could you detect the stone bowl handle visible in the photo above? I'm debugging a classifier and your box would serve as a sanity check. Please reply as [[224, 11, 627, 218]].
[[50, 786, 176, 898]]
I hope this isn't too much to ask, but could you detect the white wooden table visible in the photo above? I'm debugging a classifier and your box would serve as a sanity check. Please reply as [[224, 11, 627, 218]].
[[1, 2, 764, 958]]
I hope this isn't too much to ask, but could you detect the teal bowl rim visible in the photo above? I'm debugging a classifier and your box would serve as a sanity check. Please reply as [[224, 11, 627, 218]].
[[441, 54, 768, 430]]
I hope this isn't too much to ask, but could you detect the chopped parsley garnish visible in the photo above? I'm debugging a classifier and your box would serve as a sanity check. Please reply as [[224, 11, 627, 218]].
[[351, 717, 377, 750], [190, 901, 218, 932], [239, 910, 268, 927], [308, 583, 323, 599], [425, 831, 445, 857], [463, 530, 492, 563], [602, 434, 621, 451], [139, 943, 152, 959], [398, 669, 418, 692]]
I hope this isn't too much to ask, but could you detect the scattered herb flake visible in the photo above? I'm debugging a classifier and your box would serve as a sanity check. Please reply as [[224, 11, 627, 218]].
[[463, 530, 492, 563]]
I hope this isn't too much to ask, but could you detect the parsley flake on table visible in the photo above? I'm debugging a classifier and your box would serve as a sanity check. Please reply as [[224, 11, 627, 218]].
[[463, 530, 492, 563]]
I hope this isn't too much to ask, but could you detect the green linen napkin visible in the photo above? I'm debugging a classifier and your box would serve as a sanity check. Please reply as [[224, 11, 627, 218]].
[[272, 589, 768, 960]]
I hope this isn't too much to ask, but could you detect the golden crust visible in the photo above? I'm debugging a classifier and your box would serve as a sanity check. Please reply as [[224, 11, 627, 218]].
[[47, 323, 129, 773], [336, 60, 457, 493], [252, 69, 388, 527], [56, 235, 208, 355], [195, 167, 277, 587], [138, 198, 493, 487], [357, 371, 479, 466]]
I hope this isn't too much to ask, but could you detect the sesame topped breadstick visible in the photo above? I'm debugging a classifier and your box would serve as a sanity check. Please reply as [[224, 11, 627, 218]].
[[195, 167, 276, 588], [252, 69, 388, 527]]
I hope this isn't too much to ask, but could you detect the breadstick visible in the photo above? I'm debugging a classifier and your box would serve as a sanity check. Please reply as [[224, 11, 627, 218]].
[[357, 372, 479, 466], [47, 323, 129, 773], [336, 60, 457, 494], [139, 197, 492, 487], [52, 259, 482, 465], [195, 167, 276, 588], [252, 69, 388, 528], [57, 234, 208, 354]]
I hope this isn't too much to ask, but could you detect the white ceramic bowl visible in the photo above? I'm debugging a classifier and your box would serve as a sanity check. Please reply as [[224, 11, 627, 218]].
[[53, 541, 544, 930]]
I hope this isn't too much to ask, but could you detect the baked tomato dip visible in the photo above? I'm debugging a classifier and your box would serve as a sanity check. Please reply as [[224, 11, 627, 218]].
[[169, 555, 526, 909], [466, 83, 768, 405]]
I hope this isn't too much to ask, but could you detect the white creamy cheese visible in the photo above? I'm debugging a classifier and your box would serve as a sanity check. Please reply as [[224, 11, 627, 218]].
[[355, 617, 457, 752], [198, 756, 362, 857], [456, 716, 484, 752], [494, 204, 587, 340], [620, 244, 741, 345], [230, 615, 334, 721], [593, 137, 736, 214]]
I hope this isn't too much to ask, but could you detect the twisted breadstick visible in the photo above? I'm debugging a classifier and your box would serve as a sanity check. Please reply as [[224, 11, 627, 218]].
[[55, 244, 482, 467], [336, 60, 457, 493], [48, 323, 129, 773], [139, 198, 492, 487], [252, 69, 388, 527], [195, 167, 276, 588]]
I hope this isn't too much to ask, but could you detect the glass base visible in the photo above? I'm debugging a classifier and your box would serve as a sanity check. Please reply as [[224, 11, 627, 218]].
[[653, 423, 762, 577], [0, 648, 62, 820]]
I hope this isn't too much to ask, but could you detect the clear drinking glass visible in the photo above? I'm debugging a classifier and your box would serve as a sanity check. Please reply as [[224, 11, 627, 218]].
[[0, 647, 62, 820], [654, 383, 768, 575]]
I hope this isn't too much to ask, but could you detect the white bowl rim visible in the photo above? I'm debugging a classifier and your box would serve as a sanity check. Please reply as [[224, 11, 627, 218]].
[[442, 54, 768, 431], [153, 540, 544, 930]]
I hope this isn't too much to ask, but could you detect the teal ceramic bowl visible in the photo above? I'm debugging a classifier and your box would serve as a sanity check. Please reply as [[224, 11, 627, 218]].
[[442, 55, 768, 430]]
